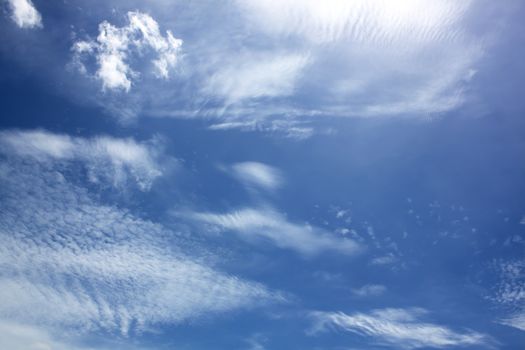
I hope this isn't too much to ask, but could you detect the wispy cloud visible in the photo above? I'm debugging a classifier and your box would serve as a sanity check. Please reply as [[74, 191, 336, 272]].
[[1, 1, 500, 135], [0, 129, 165, 191], [310, 308, 490, 349], [238, 0, 470, 44], [351, 284, 386, 297], [500, 313, 525, 332], [227, 161, 283, 192], [0, 321, 92, 350], [203, 52, 309, 104], [184, 207, 360, 256], [6, 0, 42, 29], [72, 11, 183, 91], [0, 131, 282, 337], [236, 0, 482, 117], [370, 253, 399, 266]]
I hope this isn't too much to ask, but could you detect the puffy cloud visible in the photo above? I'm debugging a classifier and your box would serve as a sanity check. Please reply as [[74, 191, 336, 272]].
[[6, 0, 42, 29], [4, 1, 499, 135], [73, 11, 183, 91], [45, 1, 495, 135], [310, 308, 490, 349], [0, 129, 164, 191], [184, 207, 360, 256]]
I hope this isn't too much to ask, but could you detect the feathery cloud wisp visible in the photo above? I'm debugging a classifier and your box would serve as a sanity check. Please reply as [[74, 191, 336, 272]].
[[310, 308, 490, 349], [185, 207, 360, 256], [229, 161, 284, 192], [0, 129, 164, 191], [203, 53, 309, 103]]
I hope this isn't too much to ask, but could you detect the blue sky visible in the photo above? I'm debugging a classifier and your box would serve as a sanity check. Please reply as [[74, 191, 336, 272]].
[[0, 1, 525, 349]]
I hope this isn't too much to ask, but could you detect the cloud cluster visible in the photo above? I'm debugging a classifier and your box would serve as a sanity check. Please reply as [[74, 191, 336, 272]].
[[490, 259, 525, 331], [0, 130, 281, 337], [6, 0, 42, 28], [1, 0, 503, 136], [57, 0, 488, 133], [0, 129, 164, 190], [310, 308, 490, 349], [73, 11, 183, 91]]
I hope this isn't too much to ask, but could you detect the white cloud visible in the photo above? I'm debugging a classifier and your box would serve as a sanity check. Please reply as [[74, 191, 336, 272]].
[[370, 254, 398, 266], [500, 312, 525, 332], [73, 11, 183, 91], [208, 118, 315, 140], [238, 0, 469, 44], [203, 53, 309, 103], [6, 0, 42, 29], [489, 259, 525, 332], [45, 0, 496, 135], [0, 320, 153, 349], [229, 161, 283, 191], [185, 207, 360, 256], [0, 321, 91, 350], [0, 132, 282, 336], [0, 129, 164, 191], [233, 0, 482, 117], [310, 308, 490, 349], [351, 284, 386, 297], [3, 1, 499, 136]]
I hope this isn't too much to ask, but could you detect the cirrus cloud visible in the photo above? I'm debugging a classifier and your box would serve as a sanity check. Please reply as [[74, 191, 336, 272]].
[[310, 308, 491, 349]]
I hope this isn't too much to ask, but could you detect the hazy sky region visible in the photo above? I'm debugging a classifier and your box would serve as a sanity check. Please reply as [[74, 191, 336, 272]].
[[1, 1, 524, 349]]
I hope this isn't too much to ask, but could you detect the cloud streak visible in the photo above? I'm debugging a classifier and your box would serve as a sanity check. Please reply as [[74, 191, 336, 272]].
[[310, 308, 490, 349], [203, 53, 309, 104], [0, 129, 164, 191], [228, 161, 284, 192], [185, 207, 360, 256]]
